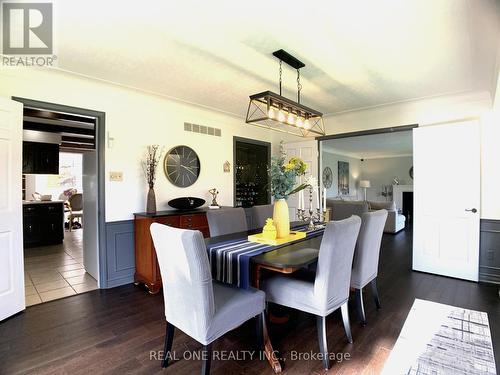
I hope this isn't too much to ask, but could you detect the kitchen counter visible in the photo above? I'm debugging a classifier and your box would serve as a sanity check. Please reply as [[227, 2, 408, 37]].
[[23, 200, 65, 205]]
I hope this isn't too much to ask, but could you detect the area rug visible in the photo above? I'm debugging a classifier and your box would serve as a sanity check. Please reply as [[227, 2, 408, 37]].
[[382, 299, 497, 375]]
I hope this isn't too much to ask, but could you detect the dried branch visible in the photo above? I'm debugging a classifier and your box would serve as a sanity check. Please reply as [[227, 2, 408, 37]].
[[142, 145, 164, 188]]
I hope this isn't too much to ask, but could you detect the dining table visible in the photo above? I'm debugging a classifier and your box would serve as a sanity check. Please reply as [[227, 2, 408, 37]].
[[204, 222, 324, 374]]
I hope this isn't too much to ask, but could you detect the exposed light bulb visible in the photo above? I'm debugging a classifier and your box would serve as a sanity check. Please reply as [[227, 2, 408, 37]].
[[287, 110, 295, 125], [268, 107, 275, 119], [304, 118, 310, 129], [296, 116, 303, 128], [277, 109, 286, 122]]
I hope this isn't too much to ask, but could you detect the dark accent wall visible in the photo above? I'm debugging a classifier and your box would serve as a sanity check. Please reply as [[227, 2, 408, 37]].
[[104, 220, 135, 288], [480, 219, 500, 285], [103, 212, 258, 288], [103, 218, 500, 288]]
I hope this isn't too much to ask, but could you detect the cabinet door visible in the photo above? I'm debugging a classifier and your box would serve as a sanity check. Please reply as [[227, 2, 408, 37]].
[[22, 142, 36, 174], [37, 143, 59, 174], [42, 214, 64, 243], [23, 214, 42, 245]]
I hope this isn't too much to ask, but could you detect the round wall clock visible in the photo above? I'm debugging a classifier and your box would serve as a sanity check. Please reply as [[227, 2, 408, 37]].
[[164, 145, 200, 187], [322, 167, 333, 188]]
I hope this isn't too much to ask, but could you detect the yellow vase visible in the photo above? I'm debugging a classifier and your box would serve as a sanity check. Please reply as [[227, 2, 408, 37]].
[[273, 198, 290, 238]]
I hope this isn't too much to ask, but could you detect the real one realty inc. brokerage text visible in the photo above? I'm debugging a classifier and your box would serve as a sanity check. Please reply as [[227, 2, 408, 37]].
[[149, 349, 351, 362]]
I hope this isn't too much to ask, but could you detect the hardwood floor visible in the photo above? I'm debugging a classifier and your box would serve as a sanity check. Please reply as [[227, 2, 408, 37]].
[[1, 228, 498, 374]]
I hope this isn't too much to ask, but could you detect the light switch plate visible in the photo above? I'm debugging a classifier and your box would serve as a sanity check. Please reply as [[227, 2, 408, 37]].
[[109, 171, 123, 181]]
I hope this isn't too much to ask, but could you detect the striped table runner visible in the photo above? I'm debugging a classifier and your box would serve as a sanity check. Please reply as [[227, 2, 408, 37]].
[[206, 225, 324, 289]]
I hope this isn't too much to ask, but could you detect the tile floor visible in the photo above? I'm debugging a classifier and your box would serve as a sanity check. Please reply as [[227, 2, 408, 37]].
[[24, 229, 97, 306]]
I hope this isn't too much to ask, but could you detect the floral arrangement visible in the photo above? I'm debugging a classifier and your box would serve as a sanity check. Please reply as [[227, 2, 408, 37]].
[[270, 142, 309, 199]]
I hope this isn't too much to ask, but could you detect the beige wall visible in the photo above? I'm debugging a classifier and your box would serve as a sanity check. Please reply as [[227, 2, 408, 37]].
[[360, 156, 413, 202], [321, 151, 361, 199], [0, 68, 298, 222], [324, 90, 500, 220]]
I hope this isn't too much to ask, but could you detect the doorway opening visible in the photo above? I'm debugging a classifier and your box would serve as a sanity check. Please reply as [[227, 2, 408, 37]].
[[14, 97, 106, 306], [318, 125, 416, 233]]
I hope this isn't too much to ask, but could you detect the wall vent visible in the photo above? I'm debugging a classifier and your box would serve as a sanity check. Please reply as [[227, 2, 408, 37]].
[[184, 122, 221, 137]]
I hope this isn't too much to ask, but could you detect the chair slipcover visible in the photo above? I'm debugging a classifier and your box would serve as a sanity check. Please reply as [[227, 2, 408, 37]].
[[206, 207, 248, 237], [150, 223, 265, 345], [250, 204, 274, 230], [350, 210, 388, 289], [262, 216, 361, 316]]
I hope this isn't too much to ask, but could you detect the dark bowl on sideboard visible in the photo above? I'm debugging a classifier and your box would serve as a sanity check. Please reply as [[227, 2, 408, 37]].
[[168, 197, 206, 210]]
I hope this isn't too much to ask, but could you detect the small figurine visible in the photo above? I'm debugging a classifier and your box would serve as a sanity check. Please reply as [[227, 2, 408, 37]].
[[208, 188, 220, 209], [262, 218, 277, 240]]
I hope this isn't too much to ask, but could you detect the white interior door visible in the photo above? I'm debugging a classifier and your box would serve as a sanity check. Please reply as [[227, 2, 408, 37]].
[[284, 140, 318, 221], [413, 121, 480, 281], [0, 97, 24, 321]]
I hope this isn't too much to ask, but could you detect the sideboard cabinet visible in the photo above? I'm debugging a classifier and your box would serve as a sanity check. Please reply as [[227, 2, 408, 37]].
[[133, 209, 210, 294]]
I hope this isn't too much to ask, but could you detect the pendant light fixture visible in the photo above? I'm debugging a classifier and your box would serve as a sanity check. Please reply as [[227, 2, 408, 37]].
[[245, 49, 325, 137]]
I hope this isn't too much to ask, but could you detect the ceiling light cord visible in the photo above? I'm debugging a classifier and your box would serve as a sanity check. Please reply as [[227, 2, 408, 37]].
[[297, 69, 302, 104]]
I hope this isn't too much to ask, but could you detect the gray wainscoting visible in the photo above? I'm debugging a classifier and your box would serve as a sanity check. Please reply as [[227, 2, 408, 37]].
[[104, 220, 135, 288], [480, 219, 500, 285]]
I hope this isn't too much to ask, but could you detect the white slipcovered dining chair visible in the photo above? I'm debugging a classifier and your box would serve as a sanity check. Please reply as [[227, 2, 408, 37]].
[[206, 207, 248, 237], [262, 216, 362, 370], [351, 209, 388, 325], [150, 223, 266, 374], [67, 193, 83, 231], [250, 204, 274, 230]]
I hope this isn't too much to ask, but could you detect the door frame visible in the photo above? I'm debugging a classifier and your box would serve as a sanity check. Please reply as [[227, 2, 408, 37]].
[[233, 136, 271, 207], [315, 123, 419, 141], [12, 97, 108, 288]]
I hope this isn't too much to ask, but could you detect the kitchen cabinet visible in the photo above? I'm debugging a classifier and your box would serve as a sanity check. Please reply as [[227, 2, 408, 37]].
[[23, 202, 64, 247], [22, 141, 59, 174]]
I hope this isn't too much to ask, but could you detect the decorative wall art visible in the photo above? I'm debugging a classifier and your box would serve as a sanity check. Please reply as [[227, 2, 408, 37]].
[[337, 161, 349, 195]]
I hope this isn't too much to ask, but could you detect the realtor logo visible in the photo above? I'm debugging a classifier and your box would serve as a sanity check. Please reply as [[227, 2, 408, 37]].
[[2, 2, 53, 54]]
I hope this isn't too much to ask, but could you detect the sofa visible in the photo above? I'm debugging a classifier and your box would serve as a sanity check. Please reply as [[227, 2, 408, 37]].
[[327, 199, 406, 234], [368, 201, 406, 233]]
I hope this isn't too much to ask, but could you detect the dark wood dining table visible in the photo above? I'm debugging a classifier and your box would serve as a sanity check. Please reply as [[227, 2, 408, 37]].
[[205, 225, 323, 373]]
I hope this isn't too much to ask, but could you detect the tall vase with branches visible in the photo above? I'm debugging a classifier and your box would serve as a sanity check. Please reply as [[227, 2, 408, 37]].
[[142, 145, 164, 213]]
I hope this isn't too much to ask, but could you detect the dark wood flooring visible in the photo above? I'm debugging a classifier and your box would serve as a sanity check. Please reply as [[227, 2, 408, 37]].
[[1, 228, 499, 374]]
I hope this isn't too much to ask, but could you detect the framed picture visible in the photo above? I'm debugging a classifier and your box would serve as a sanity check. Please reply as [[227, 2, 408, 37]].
[[338, 161, 349, 195]]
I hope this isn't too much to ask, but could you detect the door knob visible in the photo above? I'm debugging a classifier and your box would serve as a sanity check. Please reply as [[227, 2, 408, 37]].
[[465, 208, 477, 213]]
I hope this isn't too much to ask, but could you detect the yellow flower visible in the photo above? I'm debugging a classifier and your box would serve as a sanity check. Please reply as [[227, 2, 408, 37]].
[[284, 163, 294, 171]]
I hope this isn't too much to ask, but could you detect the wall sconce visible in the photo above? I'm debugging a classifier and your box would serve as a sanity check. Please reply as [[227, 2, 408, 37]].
[[223, 161, 230, 173]]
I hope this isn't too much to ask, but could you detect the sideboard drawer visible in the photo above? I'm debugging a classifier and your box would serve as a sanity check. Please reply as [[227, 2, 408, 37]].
[[180, 213, 208, 229], [155, 215, 180, 227]]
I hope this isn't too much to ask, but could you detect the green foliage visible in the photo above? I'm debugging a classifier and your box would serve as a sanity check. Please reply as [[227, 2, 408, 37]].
[[270, 142, 308, 200]]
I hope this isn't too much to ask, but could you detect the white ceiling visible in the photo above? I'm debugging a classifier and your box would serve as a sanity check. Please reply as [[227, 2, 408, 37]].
[[53, 0, 500, 117], [322, 131, 413, 159]]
